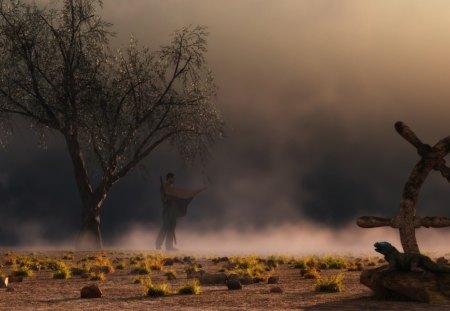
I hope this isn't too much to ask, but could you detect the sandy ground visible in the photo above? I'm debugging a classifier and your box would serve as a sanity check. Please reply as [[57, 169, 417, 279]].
[[0, 250, 448, 311]]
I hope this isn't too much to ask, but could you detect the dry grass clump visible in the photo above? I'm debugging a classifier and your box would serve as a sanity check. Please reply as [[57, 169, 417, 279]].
[[71, 264, 90, 276], [314, 273, 344, 293], [321, 256, 348, 269], [177, 280, 201, 295], [132, 261, 152, 275], [146, 256, 164, 271], [301, 268, 320, 279], [144, 281, 171, 297], [89, 272, 106, 281], [89, 255, 115, 274], [229, 256, 267, 278], [52, 261, 71, 279], [61, 252, 74, 260], [115, 261, 126, 270], [164, 269, 177, 280], [12, 265, 33, 277]]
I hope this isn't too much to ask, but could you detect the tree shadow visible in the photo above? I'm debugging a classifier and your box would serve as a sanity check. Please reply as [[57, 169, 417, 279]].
[[303, 295, 445, 310]]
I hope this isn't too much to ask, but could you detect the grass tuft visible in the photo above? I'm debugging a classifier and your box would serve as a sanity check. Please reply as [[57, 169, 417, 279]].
[[314, 273, 344, 293], [177, 280, 201, 295], [144, 282, 171, 297]]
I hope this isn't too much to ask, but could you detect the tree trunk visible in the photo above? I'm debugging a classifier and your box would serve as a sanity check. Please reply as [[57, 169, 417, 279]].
[[77, 196, 103, 250], [64, 131, 104, 250]]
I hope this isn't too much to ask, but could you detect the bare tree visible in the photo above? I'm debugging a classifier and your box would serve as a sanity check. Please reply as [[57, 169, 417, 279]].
[[0, 0, 223, 249]]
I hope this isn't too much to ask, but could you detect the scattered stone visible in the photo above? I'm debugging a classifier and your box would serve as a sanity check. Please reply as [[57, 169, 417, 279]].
[[437, 257, 449, 265], [80, 284, 102, 299], [361, 266, 450, 304], [6, 286, 15, 292], [8, 276, 23, 283], [226, 279, 242, 290], [219, 257, 229, 262], [270, 286, 283, 293], [199, 273, 228, 285], [0, 277, 8, 288], [163, 258, 174, 266], [252, 276, 265, 283], [81, 273, 90, 279], [183, 256, 193, 263], [268, 276, 279, 284]]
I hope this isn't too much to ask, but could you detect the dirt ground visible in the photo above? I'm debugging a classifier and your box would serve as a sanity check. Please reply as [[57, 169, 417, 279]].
[[0, 250, 448, 311]]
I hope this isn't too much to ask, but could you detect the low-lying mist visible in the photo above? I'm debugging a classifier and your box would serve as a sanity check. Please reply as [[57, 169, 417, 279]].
[[6, 220, 450, 257]]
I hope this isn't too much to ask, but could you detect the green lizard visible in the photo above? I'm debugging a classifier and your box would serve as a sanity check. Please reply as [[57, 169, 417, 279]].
[[374, 242, 450, 274]]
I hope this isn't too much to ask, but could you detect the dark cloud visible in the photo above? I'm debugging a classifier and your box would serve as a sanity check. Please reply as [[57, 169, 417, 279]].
[[2, 1, 450, 247]]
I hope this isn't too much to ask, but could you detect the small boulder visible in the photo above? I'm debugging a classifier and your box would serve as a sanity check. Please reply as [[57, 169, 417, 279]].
[[227, 273, 239, 281], [163, 258, 174, 266], [270, 286, 283, 293], [80, 284, 102, 299], [252, 276, 265, 283], [8, 276, 22, 283], [199, 273, 228, 285], [268, 276, 279, 284], [226, 279, 242, 290], [81, 273, 90, 279], [0, 277, 8, 288]]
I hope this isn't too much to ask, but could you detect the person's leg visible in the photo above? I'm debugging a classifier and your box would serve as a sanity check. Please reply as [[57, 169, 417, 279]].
[[165, 216, 177, 250], [155, 210, 169, 249]]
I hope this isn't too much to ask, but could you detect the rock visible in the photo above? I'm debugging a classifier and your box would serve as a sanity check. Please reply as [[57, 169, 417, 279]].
[[268, 276, 279, 284], [226, 279, 242, 290], [163, 258, 174, 266], [252, 276, 266, 283], [6, 286, 14, 292], [270, 286, 283, 293], [0, 277, 8, 288], [8, 276, 22, 283], [227, 273, 239, 281], [361, 266, 450, 304], [199, 273, 228, 285], [81, 273, 90, 279], [80, 284, 102, 299]]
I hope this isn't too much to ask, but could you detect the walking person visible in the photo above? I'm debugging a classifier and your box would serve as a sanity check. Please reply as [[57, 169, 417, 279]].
[[155, 172, 204, 251]]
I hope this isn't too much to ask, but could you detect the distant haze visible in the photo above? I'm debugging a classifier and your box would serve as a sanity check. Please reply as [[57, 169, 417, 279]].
[[1, 1, 450, 254]]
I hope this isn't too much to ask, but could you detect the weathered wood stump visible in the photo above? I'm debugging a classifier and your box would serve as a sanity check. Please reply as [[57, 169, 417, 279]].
[[361, 266, 450, 304]]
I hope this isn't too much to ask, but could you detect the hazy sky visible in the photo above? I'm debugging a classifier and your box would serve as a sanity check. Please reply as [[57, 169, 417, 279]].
[[1, 0, 450, 251]]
